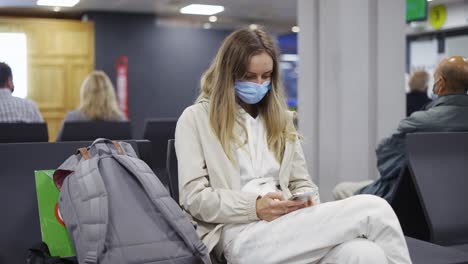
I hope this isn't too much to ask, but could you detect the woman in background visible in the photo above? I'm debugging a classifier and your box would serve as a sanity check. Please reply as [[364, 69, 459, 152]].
[[56, 71, 126, 140]]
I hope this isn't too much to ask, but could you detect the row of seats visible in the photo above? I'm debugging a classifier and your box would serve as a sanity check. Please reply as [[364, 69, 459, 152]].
[[0, 132, 468, 263], [0, 119, 177, 143], [0, 118, 177, 190]]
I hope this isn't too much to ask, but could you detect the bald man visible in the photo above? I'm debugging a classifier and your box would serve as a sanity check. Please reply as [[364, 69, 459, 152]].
[[334, 56, 468, 201], [433, 56, 468, 96]]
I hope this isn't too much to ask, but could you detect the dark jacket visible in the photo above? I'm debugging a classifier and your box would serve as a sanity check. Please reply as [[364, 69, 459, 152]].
[[358, 94, 468, 201], [406, 91, 432, 117]]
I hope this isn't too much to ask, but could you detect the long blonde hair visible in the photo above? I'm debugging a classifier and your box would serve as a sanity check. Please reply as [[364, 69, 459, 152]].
[[197, 28, 297, 163], [79, 71, 124, 120]]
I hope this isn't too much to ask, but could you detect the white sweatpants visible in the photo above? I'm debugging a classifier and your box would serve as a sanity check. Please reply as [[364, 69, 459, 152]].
[[319, 238, 388, 264], [221, 195, 412, 264]]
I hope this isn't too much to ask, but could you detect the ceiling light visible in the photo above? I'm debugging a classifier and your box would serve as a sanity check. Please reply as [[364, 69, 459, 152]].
[[249, 24, 258, 30], [209, 16, 217, 22], [203, 23, 212, 29], [292, 26, 300, 33], [53, 6, 61, 12], [37, 0, 79, 7], [180, 4, 224, 15]]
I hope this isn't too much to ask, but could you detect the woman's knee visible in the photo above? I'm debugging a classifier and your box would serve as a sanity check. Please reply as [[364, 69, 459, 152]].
[[348, 195, 400, 228], [321, 238, 388, 264], [350, 194, 392, 212]]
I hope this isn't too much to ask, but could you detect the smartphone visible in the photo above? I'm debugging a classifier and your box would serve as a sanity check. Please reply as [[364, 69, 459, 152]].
[[289, 192, 315, 202]]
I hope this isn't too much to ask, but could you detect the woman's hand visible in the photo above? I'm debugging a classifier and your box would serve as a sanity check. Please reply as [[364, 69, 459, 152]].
[[256, 192, 307, 221]]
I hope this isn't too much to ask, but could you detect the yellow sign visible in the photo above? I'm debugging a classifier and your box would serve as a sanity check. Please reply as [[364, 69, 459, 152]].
[[429, 4, 447, 30]]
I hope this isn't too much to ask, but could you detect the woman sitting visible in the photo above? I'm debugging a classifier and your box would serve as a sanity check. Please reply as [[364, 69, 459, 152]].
[[56, 71, 126, 140], [175, 28, 412, 264]]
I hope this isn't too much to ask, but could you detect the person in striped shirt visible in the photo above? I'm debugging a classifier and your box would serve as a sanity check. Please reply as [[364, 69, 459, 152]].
[[0, 62, 43, 123]]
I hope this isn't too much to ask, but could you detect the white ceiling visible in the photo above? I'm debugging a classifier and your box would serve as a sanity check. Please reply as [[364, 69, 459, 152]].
[[0, 0, 298, 31], [1, 0, 465, 32]]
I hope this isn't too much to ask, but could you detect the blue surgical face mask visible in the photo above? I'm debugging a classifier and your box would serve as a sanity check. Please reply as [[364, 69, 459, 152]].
[[234, 80, 271, 105]]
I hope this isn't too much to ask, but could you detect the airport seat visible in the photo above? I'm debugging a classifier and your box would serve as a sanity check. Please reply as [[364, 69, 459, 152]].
[[390, 163, 430, 241], [0, 122, 48, 143], [0, 140, 151, 264], [142, 118, 177, 190], [56, 121, 132, 141], [406, 236, 468, 264], [406, 132, 468, 250]]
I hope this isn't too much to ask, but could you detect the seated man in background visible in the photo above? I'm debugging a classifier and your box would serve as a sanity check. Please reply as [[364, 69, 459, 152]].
[[406, 70, 432, 116], [334, 56, 468, 201], [0, 62, 43, 122]]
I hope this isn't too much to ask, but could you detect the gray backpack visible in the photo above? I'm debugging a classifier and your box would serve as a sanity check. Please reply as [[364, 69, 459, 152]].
[[53, 139, 211, 264]]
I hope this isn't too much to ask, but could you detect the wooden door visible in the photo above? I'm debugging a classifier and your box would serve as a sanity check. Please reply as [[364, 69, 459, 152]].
[[0, 17, 94, 141]]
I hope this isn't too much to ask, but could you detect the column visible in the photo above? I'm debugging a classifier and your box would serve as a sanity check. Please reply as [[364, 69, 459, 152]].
[[297, 0, 406, 201]]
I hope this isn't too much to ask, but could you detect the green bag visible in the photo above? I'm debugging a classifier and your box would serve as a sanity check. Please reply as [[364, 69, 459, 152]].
[[34, 170, 75, 257]]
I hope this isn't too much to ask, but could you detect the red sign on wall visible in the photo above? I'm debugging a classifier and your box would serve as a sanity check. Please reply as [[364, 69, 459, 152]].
[[116, 56, 129, 117]]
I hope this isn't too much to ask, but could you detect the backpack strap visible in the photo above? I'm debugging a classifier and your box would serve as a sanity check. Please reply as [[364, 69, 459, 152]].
[[112, 141, 124, 155], [91, 138, 124, 153], [78, 148, 91, 160], [90, 138, 135, 157], [75, 155, 109, 264], [113, 154, 211, 264], [53, 147, 90, 190]]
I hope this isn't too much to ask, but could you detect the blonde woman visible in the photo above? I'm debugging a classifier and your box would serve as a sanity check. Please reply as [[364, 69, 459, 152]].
[[56, 71, 126, 140], [175, 28, 412, 264]]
